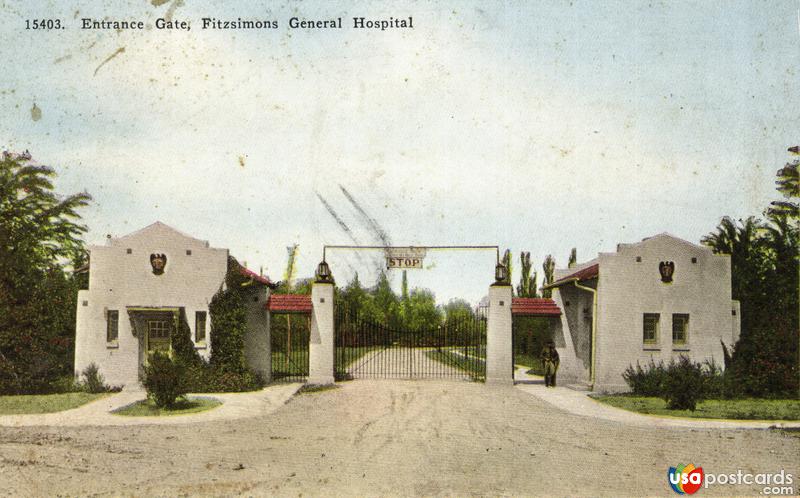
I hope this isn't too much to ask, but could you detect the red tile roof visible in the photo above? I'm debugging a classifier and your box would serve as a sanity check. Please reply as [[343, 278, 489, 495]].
[[548, 263, 599, 288], [238, 265, 275, 287], [511, 298, 562, 317], [267, 294, 312, 314]]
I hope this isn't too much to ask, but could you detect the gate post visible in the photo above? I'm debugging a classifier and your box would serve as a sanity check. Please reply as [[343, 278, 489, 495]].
[[308, 264, 335, 385], [486, 282, 513, 386]]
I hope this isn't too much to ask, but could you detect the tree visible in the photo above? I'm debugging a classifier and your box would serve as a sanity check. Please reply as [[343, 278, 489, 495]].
[[541, 255, 556, 298], [404, 289, 442, 332], [339, 272, 367, 315], [0, 151, 91, 394], [442, 298, 474, 323], [208, 260, 249, 374], [517, 251, 534, 298], [502, 249, 513, 286], [373, 271, 402, 328], [701, 149, 799, 397], [281, 244, 299, 291], [768, 152, 799, 219], [530, 271, 539, 298], [568, 248, 577, 268]]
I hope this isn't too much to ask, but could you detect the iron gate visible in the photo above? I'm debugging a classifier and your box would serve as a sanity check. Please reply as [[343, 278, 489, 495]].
[[270, 313, 310, 381], [334, 304, 487, 381]]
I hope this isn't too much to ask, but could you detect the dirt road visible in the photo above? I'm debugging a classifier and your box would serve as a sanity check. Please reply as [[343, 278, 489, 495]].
[[0, 380, 797, 497]]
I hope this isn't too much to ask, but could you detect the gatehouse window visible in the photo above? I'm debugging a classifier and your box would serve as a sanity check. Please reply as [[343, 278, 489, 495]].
[[643, 313, 659, 344], [672, 314, 689, 345], [107, 310, 119, 342], [148, 320, 171, 339], [195, 311, 207, 343]]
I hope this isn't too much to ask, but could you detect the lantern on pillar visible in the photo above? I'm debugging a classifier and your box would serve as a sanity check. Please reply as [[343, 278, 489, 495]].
[[494, 263, 508, 284], [316, 260, 332, 283]]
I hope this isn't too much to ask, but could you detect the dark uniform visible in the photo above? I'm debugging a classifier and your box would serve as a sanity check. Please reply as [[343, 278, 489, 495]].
[[541, 343, 560, 387]]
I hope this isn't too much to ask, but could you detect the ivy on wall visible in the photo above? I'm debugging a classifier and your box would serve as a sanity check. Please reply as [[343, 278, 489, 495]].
[[169, 256, 262, 392]]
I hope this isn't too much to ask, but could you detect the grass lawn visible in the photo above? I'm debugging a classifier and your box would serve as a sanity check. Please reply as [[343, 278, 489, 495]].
[[113, 396, 221, 417], [271, 351, 309, 378], [593, 395, 800, 421], [514, 352, 545, 375], [298, 384, 339, 394], [0, 392, 110, 415]]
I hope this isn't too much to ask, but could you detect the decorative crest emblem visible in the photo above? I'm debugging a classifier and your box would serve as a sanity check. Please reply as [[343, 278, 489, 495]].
[[659, 261, 675, 283], [150, 253, 167, 275]]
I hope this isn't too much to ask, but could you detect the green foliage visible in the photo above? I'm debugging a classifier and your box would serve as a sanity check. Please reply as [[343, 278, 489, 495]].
[[0, 152, 91, 394], [114, 396, 221, 417], [661, 356, 708, 411], [442, 299, 474, 323], [623, 360, 667, 396], [594, 395, 800, 421], [624, 357, 736, 407], [338, 272, 367, 316], [368, 272, 403, 328], [282, 244, 299, 289], [0, 392, 108, 415], [403, 289, 443, 331], [143, 352, 187, 408], [517, 252, 537, 298], [184, 364, 262, 392], [171, 309, 204, 369], [273, 277, 312, 295], [568, 248, 577, 268], [209, 285, 248, 373], [335, 273, 480, 336], [80, 363, 115, 394], [167, 262, 264, 393], [768, 157, 799, 218], [501, 249, 513, 286], [541, 255, 556, 298], [701, 157, 799, 398], [513, 316, 551, 369], [725, 323, 798, 399]]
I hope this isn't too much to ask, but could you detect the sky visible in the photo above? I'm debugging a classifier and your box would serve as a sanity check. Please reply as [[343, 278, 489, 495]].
[[1, 0, 799, 304]]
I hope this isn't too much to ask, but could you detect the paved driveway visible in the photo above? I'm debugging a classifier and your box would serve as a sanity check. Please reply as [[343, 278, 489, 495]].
[[347, 346, 472, 380], [1, 379, 797, 496]]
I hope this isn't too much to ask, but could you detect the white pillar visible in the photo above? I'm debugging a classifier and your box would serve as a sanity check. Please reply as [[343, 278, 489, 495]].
[[486, 283, 513, 386], [308, 282, 335, 385]]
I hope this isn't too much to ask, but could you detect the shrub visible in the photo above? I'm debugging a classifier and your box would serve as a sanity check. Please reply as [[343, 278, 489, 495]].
[[699, 359, 738, 399], [143, 352, 187, 408], [208, 281, 248, 373], [623, 360, 667, 396], [624, 357, 734, 407], [163, 262, 266, 395], [81, 363, 107, 393], [181, 363, 263, 393], [48, 375, 81, 394], [662, 356, 705, 411], [727, 324, 799, 399]]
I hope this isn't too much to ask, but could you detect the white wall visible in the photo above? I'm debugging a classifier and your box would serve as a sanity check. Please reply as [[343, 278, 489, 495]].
[[593, 234, 737, 392], [74, 222, 228, 387], [486, 284, 513, 385], [243, 286, 271, 381], [551, 288, 590, 386]]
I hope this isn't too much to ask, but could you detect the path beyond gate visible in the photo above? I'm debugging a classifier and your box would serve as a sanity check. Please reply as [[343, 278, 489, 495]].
[[334, 304, 488, 381]]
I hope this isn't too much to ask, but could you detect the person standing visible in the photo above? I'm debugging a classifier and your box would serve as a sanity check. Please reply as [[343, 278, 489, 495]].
[[541, 341, 560, 387]]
